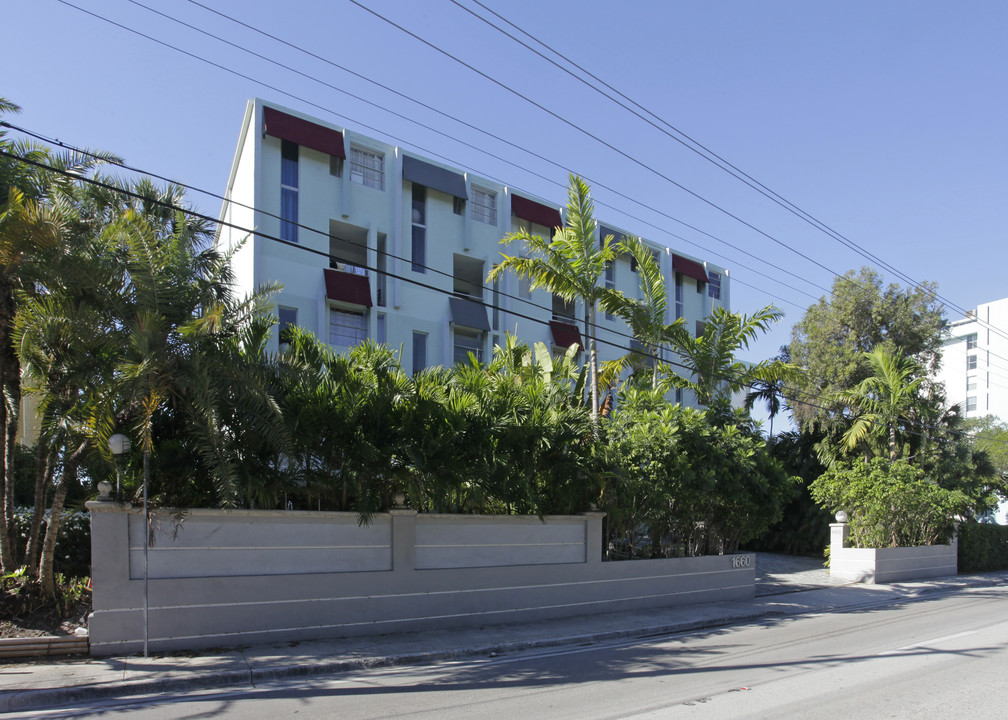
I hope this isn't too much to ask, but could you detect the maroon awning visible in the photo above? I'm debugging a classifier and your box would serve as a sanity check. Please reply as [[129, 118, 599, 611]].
[[511, 194, 562, 230], [549, 320, 582, 351], [264, 107, 346, 159], [672, 254, 708, 284], [324, 268, 372, 307]]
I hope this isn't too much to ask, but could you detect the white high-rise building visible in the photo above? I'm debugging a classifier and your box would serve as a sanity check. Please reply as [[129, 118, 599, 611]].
[[936, 297, 1008, 523], [216, 99, 730, 407]]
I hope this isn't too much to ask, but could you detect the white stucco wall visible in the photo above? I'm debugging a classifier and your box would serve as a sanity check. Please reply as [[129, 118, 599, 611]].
[[87, 502, 755, 655]]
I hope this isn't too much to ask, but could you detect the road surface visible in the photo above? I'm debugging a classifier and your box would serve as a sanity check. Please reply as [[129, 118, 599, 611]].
[[16, 584, 1008, 719]]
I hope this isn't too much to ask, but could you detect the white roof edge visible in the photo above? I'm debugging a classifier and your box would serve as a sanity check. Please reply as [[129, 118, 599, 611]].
[[215, 98, 256, 241]]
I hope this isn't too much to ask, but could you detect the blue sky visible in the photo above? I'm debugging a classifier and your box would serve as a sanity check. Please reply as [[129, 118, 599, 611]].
[[6, 0, 1007, 382]]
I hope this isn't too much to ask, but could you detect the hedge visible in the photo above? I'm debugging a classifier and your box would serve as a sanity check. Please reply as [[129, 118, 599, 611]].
[[957, 522, 1008, 573]]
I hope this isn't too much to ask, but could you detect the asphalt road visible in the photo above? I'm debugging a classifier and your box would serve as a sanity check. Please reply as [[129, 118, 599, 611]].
[[16, 584, 1008, 720]]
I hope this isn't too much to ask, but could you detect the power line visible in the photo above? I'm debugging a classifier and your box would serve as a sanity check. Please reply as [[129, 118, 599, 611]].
[[54, 0, 817, 312], [9, 147, 1008, 453], [143, 0, 819, 308], [48, 0, 1003, 348], [1, 145, 741, 370], [50, 0, 1008, 353], [448, 0, 1008, 348], [1, 119, 791, 336], [348, 0, 856, 289]]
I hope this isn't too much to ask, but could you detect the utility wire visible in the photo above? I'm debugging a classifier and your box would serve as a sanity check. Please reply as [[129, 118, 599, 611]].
[[7, 147, 1007, 453], [2, 120, 793, 327], [1, 145, 741, 367], [47, 1, 996, 337], [347, 1, 888, 296], [449, 0, 1008, 347], [116, 0, 819, 308]]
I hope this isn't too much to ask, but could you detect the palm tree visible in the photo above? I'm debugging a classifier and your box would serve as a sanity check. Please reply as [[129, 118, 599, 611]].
[[835, 344, 924, 461], [662, 305, 790, 406], [744, 346, 792, 436], [487, 175, 618, 424], [0, 101, 117, 573], [597, 235, 685, 390], [108, 179, 285, 507]]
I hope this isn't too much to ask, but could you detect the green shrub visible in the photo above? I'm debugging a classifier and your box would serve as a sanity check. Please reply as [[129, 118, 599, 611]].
[[606, 390, 798, 557], [11, 508, 91, 578], [957, 522, 1008, 572], [810, 457, 966, 548]]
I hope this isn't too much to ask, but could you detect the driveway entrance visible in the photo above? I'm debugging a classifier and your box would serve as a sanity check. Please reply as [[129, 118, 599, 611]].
[[755, 552, 855, 596]]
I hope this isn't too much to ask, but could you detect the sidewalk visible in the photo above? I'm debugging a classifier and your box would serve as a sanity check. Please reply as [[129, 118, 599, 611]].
[[3, 563, 1006, 713]]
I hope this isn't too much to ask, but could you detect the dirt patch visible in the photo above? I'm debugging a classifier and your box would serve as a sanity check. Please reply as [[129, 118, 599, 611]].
[[0, 576, 90, 638]]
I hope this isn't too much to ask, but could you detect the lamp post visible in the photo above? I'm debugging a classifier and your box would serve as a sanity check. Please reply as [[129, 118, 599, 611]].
[[107, 431, 148, 657], [142, 442, 149, 658]]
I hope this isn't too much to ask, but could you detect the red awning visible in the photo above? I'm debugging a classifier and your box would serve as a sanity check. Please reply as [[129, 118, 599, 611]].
[[324, 268, 372, 307], [264, 107, 346, 159], [672, 254, 708, 284], [549, 320, 582, 351], [511, 194, 562, 230]]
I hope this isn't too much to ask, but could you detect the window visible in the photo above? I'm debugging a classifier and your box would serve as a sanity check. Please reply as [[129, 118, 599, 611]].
[[967, 354, 977, 371], [553, 294, 575, 322], [277, 305, 297, 347], [329, 155, 343, 177], [967, 378, 977, 392], [376, 313, 386, 345], [454, 328, 484, 364], [675, 273, 683, 319], [453, 254, 484, 300], [453, 197, 465, 215], [675, 388, 683, 406], [280, 140, 298, 243], [471, 185, 497, 225], [329, 308, 367, 348], [377, 235, 388, 307], [412, 331, 427, 375], [604, 261, 615, 320], [517, 249, 532, 300], [349, 145, 384, 190], [329, 233, 367, 273], [630, 247, 660, 275], [491, 268, 500, 331], [708, 271, 721, 300], [411, 185, 426, 273], [966, 396, 978, 412], [966, 333, 978, 350], [696, 278, 705, 294]]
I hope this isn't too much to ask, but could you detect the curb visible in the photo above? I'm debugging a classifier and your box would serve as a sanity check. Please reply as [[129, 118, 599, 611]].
[[0, 636, 88, 659]]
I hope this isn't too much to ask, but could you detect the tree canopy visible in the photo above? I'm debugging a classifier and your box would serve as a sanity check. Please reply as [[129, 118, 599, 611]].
[[789, 267, 945, 428]]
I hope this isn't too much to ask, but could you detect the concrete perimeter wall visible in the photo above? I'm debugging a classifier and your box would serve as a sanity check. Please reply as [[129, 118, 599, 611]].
[[829, 522, 957, 583], [87, 502, 755, 655]]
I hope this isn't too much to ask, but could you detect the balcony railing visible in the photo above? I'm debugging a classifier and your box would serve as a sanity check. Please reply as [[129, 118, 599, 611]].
[[330, 260, 368, 276]]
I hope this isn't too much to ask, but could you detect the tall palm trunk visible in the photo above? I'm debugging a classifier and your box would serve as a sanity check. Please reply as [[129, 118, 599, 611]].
[[585, 304, 598, 426], [0, 281, 17, 572], [24, 443, 55, 574], [38, 453, 75, 601]]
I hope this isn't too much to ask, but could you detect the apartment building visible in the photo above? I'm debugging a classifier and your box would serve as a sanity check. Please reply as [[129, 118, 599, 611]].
[[216, 100, 729, 405], [936, 298, 1008, 523], [936, 298, 1008, 421]]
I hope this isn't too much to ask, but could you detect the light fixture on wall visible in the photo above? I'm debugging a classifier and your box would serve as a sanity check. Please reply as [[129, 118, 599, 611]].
[[108, 433, 131, 502]]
